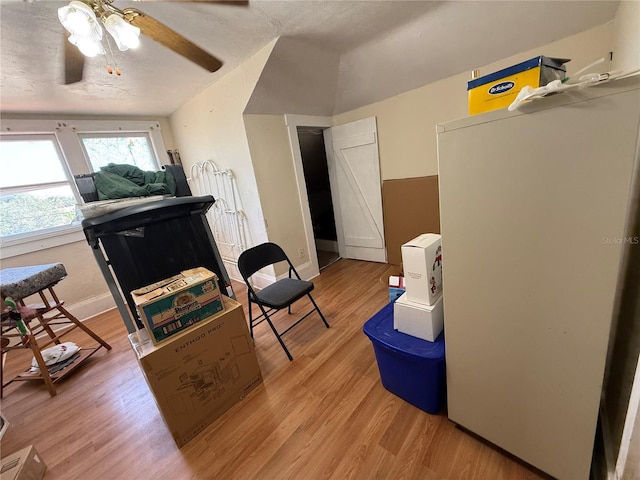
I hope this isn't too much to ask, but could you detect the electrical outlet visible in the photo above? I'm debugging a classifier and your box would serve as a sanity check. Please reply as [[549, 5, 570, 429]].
[[298, 248, 304, 258]]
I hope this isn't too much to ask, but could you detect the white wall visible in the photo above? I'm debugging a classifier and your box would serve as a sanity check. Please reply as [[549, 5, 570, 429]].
[[243, 114, 308, 277], [245, 37, 340, 116], [171, 22, 617, 285], [0, 114, 176, 319], [0, 243, 114, 320], [168, 41, 276, 281], [5, 13, 632, 314], [333, 22, 615, 181], [612, 0, 640, 72]]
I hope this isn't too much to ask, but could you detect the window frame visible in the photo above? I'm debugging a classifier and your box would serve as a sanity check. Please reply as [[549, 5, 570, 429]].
[[0, 119, 168, 259], [0, 132, 83, 244], [77, 131, 161, 173]]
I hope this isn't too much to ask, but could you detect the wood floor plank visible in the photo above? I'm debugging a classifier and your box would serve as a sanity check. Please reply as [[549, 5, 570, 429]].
[[0, 259, 549, 479]]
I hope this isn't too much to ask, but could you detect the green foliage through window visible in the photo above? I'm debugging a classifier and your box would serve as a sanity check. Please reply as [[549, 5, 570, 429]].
[[0, 136, 78, 239], [0, 187, 77, 237], [81, 135, 156, 172]]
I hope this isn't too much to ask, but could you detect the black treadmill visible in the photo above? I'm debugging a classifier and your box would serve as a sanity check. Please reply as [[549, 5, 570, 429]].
[[79, 166, 234, 333]]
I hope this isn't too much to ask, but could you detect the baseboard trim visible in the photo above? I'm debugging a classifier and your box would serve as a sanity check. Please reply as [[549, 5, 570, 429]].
[[295, 260, 317, 281], [66, 293, 116, 321], [248, 271, 277, 290]]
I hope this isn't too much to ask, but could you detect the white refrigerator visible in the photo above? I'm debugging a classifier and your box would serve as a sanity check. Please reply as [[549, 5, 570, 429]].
[[436, 76, 640, 479]]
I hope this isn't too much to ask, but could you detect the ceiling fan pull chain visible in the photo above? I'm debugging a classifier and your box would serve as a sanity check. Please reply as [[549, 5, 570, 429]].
[[103, 33, 121, 76]]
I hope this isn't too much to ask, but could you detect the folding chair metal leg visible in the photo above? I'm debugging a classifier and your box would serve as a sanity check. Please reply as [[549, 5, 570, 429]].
[[308, 294, 330, 328], [256, 303, 293, 361], [247, 292, 254, 339]]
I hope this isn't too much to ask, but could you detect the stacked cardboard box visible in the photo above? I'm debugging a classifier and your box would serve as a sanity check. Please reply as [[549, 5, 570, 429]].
[[394, 234, 444, 341], [132, 267, 224, 345], [129, 296, 262, 447]]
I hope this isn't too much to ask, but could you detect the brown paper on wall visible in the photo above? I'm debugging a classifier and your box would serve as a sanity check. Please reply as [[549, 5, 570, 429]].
[[382, 176, 441, 266]]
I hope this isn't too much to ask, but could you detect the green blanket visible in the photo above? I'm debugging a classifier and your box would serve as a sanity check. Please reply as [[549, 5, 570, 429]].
[[93, 164, 177, 200]]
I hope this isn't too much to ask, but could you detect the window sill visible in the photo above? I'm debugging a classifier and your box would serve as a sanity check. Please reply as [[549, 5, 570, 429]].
[[0, 226, 86, 259]]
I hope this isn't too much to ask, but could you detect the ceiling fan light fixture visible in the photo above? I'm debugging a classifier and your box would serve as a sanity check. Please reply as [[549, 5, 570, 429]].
[[68, 34, 106, 58], [58, 1, 102, 40], [104, 14, 141, 51]]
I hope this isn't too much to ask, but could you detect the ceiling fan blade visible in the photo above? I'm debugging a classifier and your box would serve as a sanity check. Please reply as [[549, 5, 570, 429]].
[[63, 32, 84, 85], [124, 8, 223, 73]]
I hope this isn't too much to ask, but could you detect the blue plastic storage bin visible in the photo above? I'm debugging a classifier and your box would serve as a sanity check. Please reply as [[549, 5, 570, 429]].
[[363, 302, 446, 414]]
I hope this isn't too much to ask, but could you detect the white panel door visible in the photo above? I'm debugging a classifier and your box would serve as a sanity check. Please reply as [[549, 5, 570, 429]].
[[324, 117, 386, 263]]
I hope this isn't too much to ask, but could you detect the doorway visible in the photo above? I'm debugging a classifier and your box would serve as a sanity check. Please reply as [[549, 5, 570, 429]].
[[297, 126, 340, 270], [285, 114, 386, 280]]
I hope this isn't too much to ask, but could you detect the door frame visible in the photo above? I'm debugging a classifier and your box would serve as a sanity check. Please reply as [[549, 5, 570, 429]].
[[284, 114, 334, 280]]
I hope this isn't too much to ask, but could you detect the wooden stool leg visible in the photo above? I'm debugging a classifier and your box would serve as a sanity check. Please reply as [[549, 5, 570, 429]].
[[1, 347, 5, 399], [1, 281, 112, 398], [27, 335, 56, 397], [43, 287, 111, 350], [56, 304, 111, 350], [18, 297, 60, 345], [37, 291, 62, 344]]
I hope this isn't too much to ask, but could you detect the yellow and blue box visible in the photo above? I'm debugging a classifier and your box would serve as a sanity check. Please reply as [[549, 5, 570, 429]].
[[468, 56, 569, 115]]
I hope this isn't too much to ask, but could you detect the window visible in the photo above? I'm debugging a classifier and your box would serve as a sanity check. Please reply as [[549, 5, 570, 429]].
[[0, 135, 79, 238], [0, 119, 168, 259], [79, 133, 159, 172]]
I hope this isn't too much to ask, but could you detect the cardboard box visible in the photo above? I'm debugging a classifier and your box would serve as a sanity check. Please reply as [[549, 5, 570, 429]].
[[0, 445, 46, 480], [401, 233, 442, 305], [467, 56, 569, 115], [394, 293, 444, 342], [389, 275, 406, 303], [132, 267, 224, 345], [129, 296, 262, 448]]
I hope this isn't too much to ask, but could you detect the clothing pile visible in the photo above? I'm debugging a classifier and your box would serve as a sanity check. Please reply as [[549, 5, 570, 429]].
[[93, 163, 176, 200]]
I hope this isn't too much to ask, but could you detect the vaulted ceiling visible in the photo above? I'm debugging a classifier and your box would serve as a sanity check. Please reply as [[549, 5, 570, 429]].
[[0, 0, 620, 117]]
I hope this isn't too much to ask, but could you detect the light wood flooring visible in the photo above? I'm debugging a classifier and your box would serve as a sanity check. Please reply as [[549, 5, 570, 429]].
[[1, 259, 547, 479]]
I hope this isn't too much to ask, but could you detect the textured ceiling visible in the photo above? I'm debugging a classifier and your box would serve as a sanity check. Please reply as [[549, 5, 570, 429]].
[[0, 0, 621, 117]]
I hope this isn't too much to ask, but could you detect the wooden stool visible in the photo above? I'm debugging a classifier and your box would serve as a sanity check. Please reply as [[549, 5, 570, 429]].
[[1, 263, 111, 397]]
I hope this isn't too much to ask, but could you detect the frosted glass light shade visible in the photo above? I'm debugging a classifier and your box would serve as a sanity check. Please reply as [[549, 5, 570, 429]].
[[104, 14, 140, 51], [68, 34, 106, 57], [58, 1, 102, 41]]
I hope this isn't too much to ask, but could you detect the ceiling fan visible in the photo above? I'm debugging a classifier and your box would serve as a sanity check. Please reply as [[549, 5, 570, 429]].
[[57, 0, 248, 84]]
